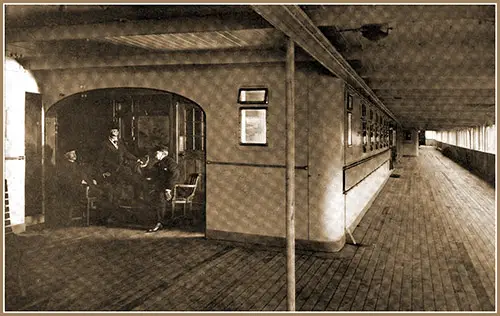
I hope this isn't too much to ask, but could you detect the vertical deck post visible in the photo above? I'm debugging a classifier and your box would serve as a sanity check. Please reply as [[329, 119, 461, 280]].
[[285, 36, 296, 311]]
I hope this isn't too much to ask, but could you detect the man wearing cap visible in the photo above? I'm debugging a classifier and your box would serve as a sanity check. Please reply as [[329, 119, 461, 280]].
[[97, 124, 146, 202], [143, 146, 180, 233]]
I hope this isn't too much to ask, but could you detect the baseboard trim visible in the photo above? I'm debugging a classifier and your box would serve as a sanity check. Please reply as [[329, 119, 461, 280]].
[[206, 229, 345, 253]]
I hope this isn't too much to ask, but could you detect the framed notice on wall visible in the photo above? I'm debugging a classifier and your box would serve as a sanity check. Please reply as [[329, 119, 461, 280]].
[[405, 130, 412, 141], [240, 107, 267, 145]]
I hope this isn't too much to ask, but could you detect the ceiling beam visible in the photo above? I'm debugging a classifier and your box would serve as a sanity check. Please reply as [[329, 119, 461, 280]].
[[398, 113, 493, 120], [6, 12, 271, 43], [393, 110, 494, 116], [404, 118, 493, 123], [365, 77, 495, 90], [347, 47, 494, 64], [358, 66, 495, 78], [406, 124, 490, 130], [393, 111, 495, 118], [23, 49, 288, 70], [374, 89, 495, 98], [251, 4, 400, 125], [381, 96, 495, 105]]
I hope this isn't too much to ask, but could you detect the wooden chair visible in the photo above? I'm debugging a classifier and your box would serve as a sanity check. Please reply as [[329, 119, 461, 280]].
[[85, 186, 98, 226], [171, 173, 201, 218], [68, 185, 97, 226]]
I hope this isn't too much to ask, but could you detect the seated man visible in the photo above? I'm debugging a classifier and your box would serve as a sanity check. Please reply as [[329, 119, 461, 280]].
[[142, 145, 180, 233], [56, 148, 110, 224]]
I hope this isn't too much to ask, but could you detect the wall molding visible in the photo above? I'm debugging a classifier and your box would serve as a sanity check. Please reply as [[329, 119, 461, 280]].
[[343, 148, 390, 171], [207, 160, 308, 170]]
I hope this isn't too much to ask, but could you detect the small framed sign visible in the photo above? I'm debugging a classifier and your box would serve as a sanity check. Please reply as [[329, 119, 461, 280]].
[[240, 107, 268, 146], [238, 88, 269, 104], [346, 93, 353, 111]]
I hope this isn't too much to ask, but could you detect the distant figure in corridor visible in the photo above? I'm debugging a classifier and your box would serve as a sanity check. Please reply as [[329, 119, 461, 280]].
[[143, 146, 180, 233], [97, 123, 146, 202]]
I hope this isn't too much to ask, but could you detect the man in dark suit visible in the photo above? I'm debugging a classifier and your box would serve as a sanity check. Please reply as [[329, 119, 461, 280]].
[[57, 148, 111, 225], [57, 148, 98, 200], [97, 124, 146, 203], [144, 145, 180, 233]]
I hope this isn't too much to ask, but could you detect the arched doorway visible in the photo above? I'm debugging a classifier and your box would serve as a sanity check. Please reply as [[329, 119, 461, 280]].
[[45, 88, 206, 230]]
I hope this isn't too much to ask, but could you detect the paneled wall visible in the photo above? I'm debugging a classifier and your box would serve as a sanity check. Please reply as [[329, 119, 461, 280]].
[[344, 86, 392, 165], [342, 84, 393, 238], [345, 160, 390, 231]]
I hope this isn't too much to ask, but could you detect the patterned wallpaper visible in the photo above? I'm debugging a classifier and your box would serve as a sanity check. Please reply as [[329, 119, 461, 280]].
[[35, 60, 391, 249], [307, 73, 345, 245]]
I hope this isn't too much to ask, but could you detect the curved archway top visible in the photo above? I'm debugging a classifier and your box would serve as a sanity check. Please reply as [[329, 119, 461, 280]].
[[42, 83, 206, 113], [46, 87, 204, 115], [5, 57, 40, 93]]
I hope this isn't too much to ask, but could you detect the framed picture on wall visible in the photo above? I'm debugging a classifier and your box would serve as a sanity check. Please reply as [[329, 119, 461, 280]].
[[346, 93, 353, 111], [240, 107, 267, 145]]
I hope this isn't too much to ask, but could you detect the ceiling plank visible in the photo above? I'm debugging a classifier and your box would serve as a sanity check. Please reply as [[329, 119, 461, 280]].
[[251, 4, 400, 125], [6, 12, 272, 43]]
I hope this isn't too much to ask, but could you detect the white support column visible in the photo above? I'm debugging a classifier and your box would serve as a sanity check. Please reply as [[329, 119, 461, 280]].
[[285, 36, 296, 312]]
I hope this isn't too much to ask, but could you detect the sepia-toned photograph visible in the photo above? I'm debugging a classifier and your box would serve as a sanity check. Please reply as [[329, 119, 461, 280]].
[[3, 4, 496, 312]]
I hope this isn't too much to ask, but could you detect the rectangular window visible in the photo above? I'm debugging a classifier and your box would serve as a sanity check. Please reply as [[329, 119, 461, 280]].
[[345, 92, 354, 148], [346, 93, 353, 111], [347, 112, 352, 146], [361, 103, 367, 152], [240, 108, 267, 145], [238, 88, 269, 104], [185, 106, 205, 152]]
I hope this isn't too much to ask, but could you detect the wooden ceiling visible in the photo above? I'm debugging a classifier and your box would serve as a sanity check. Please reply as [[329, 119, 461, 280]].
[[5, 4, 496, 130]]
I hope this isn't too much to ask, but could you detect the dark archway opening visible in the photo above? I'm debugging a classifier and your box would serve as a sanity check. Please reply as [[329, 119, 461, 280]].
[[45, 88, 206, 231]]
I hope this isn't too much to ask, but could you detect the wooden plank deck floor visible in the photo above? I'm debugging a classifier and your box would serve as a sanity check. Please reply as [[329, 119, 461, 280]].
[[4, 146, 496, 311]]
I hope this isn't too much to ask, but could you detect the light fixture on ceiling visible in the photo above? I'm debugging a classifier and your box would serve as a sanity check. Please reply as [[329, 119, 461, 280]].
[[338, 23, 393, 41]]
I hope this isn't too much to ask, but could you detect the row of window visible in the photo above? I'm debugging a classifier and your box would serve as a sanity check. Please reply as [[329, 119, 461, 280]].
[[432, 125, 496, 154], [346, 91, 392, 152]]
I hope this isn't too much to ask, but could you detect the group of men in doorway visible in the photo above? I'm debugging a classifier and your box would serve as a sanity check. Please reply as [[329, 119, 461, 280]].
[[56, 123, 180, 233]]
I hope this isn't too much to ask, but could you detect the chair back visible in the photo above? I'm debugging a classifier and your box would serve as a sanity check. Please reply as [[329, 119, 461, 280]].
[[187, 173, 201, 186]]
